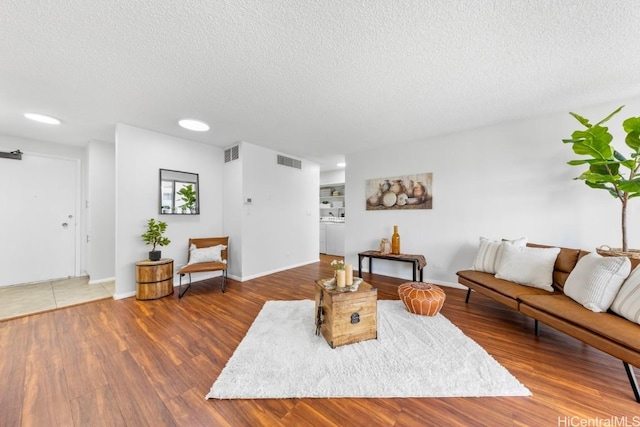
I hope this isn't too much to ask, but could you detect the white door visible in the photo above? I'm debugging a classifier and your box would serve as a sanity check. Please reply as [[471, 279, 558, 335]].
[[0, 153, 78, 286]]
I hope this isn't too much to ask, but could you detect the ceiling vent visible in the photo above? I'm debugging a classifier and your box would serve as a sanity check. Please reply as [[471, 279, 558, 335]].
[[277, 154, 302, 170], [224, 145, 240, 163]]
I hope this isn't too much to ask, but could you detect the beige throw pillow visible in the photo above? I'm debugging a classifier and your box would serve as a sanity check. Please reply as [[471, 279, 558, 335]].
[[495, 245, 560, 292], [472, 237, 527, 274], [610, 264, 640, 323], [187, 244, 227, 265], [563, 253, 631, 313]]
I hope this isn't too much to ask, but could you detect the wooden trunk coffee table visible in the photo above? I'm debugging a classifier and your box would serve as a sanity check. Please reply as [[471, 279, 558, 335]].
[[314, 278, 377, 348]]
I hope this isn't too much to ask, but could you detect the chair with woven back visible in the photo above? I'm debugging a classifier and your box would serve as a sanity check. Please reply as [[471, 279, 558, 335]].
[[178, 236, 229, 298]]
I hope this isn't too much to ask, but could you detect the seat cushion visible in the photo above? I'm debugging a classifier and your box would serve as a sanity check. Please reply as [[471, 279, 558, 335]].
[[519, 293, 640, 354], [179, 261, 227, 275], [457, 270, 555, 300]]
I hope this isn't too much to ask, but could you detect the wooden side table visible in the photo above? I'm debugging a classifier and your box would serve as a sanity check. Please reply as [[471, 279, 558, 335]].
[[357, 251, 427, 282], [135, 258, 174, 300]]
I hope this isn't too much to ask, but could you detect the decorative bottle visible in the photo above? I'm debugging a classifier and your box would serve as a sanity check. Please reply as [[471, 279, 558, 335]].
[[391, 225, 400, 254]]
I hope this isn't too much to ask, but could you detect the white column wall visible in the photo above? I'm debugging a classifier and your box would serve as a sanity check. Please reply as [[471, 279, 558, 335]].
[[238, 142, 319, 280], [114, 124, 223, 298], [222, 144, 243, 279], [86, 140, 115, 283]]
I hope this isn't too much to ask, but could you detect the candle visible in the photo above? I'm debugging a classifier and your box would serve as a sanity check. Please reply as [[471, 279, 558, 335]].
[[345, 264, 353, 286], [336, 269, 346, 287]]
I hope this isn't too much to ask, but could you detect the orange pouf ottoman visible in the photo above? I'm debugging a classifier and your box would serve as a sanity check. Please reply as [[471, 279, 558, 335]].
[[398, 282, 446, 316]]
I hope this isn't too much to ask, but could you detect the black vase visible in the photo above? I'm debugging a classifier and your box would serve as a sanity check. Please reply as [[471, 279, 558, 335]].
[[149, 250, 161, 261]]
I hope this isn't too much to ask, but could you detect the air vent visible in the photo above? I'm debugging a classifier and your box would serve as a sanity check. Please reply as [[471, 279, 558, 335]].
[[224, 145, 240, 163], [277, 154, 302, 169]]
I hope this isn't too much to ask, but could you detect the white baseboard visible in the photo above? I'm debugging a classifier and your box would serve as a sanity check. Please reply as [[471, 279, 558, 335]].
[[236, 259, 318, 282], [423, 278, 465, 289], [88, 276, 115, 285], [113, 290, 136, 300]]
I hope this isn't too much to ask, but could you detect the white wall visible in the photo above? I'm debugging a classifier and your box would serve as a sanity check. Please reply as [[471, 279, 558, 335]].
[[86, 140, 115, 283], [321, 169, 345, 185], [345, 97, 640, 286], [237, 142, 320, 279], [114, 124, 223, 298]]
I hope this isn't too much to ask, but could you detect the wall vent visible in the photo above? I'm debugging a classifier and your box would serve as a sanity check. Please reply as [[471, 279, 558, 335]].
[[224, 145, 240, 163], [277, 154, 302, 169]]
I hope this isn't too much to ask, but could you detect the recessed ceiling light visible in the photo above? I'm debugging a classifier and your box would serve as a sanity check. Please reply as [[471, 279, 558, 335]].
[[337, 162, 346, 168], [24, 113, 61, 125], [179, 119, 210, 132]]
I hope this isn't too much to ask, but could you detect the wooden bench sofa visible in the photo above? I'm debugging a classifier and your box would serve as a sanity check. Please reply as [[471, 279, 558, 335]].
[[457, 243, 640, 403]]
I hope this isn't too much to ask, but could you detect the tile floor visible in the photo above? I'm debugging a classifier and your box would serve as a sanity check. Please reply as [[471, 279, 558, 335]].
[[0, 276, 115, 321]]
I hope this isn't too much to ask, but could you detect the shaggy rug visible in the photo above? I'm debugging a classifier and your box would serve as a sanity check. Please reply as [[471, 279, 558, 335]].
[[206, 300, 530, 399]]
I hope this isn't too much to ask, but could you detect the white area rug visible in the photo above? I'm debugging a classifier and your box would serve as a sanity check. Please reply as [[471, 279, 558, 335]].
[[206, 300, 530, 399]]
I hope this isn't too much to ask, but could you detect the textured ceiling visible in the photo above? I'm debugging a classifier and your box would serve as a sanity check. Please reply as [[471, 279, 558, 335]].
[[1, 0, 639, 170]]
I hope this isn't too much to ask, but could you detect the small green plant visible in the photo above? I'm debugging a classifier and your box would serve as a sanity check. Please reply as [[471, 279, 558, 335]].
[[177, 184, 197, 212], [562, 106, 640, 251], [141, 218, 171, 251]]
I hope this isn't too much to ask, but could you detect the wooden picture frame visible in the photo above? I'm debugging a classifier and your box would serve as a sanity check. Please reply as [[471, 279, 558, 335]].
[[366, 173, 432, 210]]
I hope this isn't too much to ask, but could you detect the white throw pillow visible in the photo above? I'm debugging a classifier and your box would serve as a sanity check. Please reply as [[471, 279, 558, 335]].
[[187, 244, 227, 265], [610, 265, 640, 323], [563, 253, 631, 313], [472, 237, 527, 274], [495, 245, 560, 292]]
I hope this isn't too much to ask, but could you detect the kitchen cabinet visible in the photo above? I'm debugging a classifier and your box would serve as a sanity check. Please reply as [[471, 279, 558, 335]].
[[325, 222, 345, 256]]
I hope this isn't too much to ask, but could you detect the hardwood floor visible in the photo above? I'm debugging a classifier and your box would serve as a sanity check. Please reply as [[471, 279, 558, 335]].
[[1, 257, 638, 426]]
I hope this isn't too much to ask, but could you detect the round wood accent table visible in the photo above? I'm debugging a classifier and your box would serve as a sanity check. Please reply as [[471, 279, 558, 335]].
[[135, 258, 174, 300], [398, 282, 446, 316]]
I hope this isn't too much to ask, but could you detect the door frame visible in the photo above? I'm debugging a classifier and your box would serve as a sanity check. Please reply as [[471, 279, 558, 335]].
[[25, 150, 83, 280]]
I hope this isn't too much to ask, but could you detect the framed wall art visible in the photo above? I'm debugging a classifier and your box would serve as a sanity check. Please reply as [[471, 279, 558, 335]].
[[366, 173, 432, 210]]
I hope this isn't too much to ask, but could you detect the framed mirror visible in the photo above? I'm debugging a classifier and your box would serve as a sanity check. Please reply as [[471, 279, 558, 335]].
[[159, 169, 199, 215]]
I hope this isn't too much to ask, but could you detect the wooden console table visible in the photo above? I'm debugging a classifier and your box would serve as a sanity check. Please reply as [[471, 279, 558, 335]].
[[135, 258, 174, 300], [358, 251, 427, 282]]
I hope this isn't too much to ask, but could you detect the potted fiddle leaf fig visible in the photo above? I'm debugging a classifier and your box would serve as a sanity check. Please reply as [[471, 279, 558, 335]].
[[562, 105, 640, 254], [141, 218, 171, 261], [178, 184, 197, 213]]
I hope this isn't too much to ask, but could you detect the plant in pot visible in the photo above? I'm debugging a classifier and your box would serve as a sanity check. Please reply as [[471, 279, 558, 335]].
[[562, 105, 640, 255], [177, 184, 197, 214], [141, 218, 171, 261]]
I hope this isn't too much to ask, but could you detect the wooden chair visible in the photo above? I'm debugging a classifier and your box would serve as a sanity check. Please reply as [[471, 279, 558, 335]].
[[178, 237, 229, 298]]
